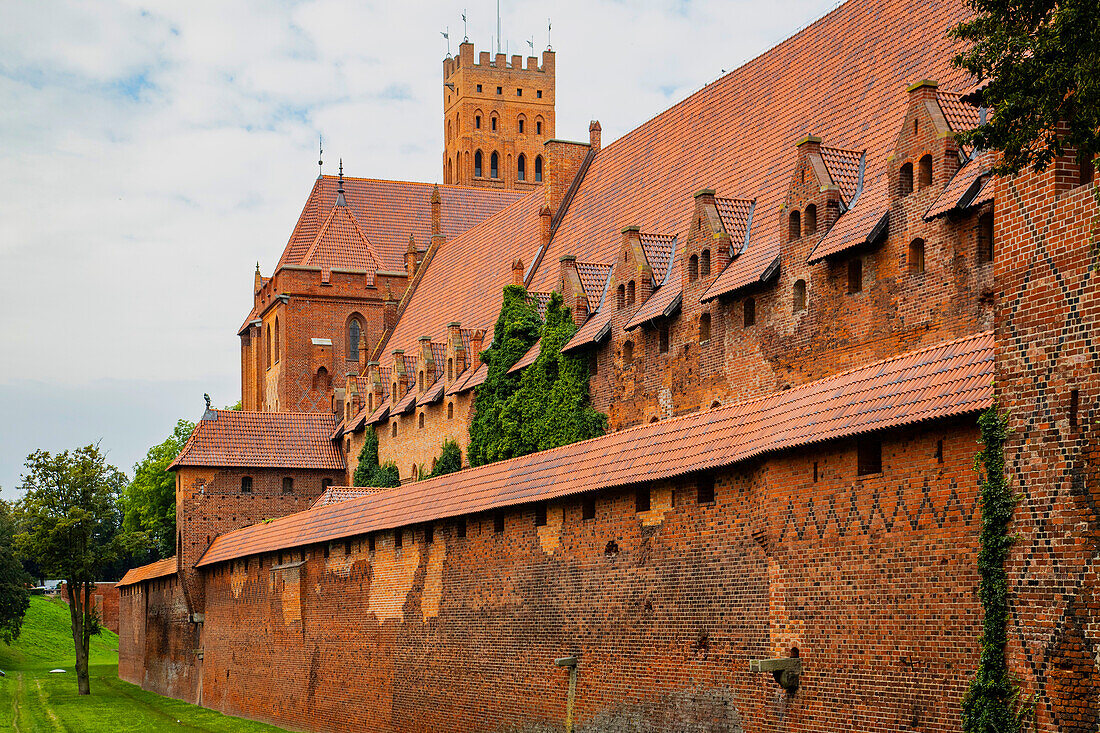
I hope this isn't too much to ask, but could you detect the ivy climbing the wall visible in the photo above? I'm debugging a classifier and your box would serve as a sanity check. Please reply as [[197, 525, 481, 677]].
[[466, 284, 543, 466], [352, 429, 400, 488], [500, 292, 606, 454], [961, 403, 1032, 733]]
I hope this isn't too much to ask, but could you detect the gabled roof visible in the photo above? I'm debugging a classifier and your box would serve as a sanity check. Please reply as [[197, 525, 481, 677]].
[[937, 90, 982, 132], [527, 0, 971, 298], [117, 556, 178, 588], [715, 197, 755, 250], [197, 331, 993, 568], [576, 262, 613, 308], [278, 176, 525, 274], [820, 147, 864, 204], [366, 400, 391, 426], [169, 410, 344, 470], [392, 389, 417, 415], [529, 292, 554, 319], [626, 259, 683, 331], [562, 310, 613, 354], [640, 233, 677, 284], [805, 169, 889, 264], [417, 379, 446, 406], [300, 203, 382, 277], [509, 339, 542, 374], [925, 151, 995, 220], [311, 486, 386, 509]]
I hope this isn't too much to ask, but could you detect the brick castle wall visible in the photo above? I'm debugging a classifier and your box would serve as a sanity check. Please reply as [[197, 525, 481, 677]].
[[59, 581, 120, 634], [118, 574, 198, 703], [166, 421, 982, 733]]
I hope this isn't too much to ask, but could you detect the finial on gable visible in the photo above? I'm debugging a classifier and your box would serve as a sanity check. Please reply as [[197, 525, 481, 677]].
[[317, 134, 323, 179], [336, 159, 346, 206]]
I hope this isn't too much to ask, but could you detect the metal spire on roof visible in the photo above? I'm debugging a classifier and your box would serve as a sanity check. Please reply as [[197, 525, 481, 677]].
[[317, 134, 323, 178], [336, 158, 346, 206], [462, 9, 468, 42]]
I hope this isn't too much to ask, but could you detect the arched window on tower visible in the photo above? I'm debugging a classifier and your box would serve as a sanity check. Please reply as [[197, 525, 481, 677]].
[[909, 239, 926, 274], [273, 317, 280, 363], [804, 204, 817, 237], [701, 249, 711, 278], [536, 119, 543, 135], [517, 154, 526, 181], [265, 324, 272, 368], [490, 151, 499, 179], [348, 319, 361, 361], [626, 280, 635, 307], [312, 366, 331, 392], [534, 155, 543, 182], [474, 150, 483, 178], [617, 284, 625, 310], [688, 254, 699, 281], [793, 279, 807, 312], [788, 210, 801, 241], [918, 155, 933, 188], [900, 162, 914, 196]]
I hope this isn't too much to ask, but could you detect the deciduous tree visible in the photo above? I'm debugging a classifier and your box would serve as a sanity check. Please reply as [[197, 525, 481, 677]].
[[122, 419, 194, 559], [0, 498, 30, 645]]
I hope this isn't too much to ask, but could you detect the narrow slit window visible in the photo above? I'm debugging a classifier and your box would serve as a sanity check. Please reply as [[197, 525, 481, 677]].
[[918, 154, 933, 188], [697, 474, 715, 504], [700, 249, 711, 277], [909, 239, 926, 274], [793, 279, 807, 312], [282, 477, 293, 494], [582, 496, 596, 521], [848, 258, 863, 294], [789, 210, 801, 241], [699, 312, 712, 341], [743, 298, 755, 328], [803, 204, 817, 237], [534, 503, 547, 527], [493, 512, 505, 534], [658, 323, 669, 353], [900, 162, 914, 196]]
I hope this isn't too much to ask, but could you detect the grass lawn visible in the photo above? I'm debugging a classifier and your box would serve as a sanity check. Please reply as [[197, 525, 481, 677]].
[[0, 595, 292, 732]]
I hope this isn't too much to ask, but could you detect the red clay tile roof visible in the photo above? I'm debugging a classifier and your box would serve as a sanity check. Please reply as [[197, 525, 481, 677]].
[[701, 239, 780, 301], [366, 400, 390, 426], [300, 203, 382, 277], [527, 0, 971, 298], [459, 362, 489, 391], [820, 147, 864, 203], [329, 419, 345, 441], [431, 342, 447, 369], [382, 193, 544, 359], [311, 486, 386, 509], [924, 151, 995, 220], [417, 379, 446, 406], [508, 339, 542, 374], [279, 176, 525, 274], [561, 310, 613, 354], [198, 332, 993, 567], [117, 556, 178, 588], [392, 389, 417, 415], [715, 198, 755, 250], [576, 262, 613, 307], [626, 260, 683, 331], [446, 370, 473, 395], [347, 407, 368, 431], [529, 292, 554, 319], [640, 233, 677, 284], [805, 168, 889, 263], [170, 410, 344, 470], [938, 90, 981, 132]]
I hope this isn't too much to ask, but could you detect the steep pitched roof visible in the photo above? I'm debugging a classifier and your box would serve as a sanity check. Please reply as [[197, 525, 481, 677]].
[[626, 259, 683, 331], [937, 90, 982, 132], [925, 150, 995, 220], [278, 176, 525, 274], [117, 556, 178, 588], [527, 0, 972, 298], [311, 487, 386, 509], [198, 331, 993, 567], [715, 197, 755, 250], [820, 147, 864, 204], [640, 233, 677, 284], [300, 203, 382, 276], [169, 410, 344, 470], [383, 193, 545, 356], [576, 262, 613, 307], [805, 170, 889, 263]]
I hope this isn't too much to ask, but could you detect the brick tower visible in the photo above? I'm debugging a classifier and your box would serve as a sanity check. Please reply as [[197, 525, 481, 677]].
[[442, 41, 555, 189]]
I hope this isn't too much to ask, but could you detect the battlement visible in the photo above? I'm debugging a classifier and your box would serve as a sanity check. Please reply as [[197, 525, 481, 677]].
[[444, 42, 554, 79]]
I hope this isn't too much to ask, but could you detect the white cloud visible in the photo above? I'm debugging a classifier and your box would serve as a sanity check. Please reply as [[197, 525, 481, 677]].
[[0, 0, 835, 489]]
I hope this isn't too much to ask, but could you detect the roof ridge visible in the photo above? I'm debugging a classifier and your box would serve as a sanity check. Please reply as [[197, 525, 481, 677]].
[[317, 174, 530, 196]]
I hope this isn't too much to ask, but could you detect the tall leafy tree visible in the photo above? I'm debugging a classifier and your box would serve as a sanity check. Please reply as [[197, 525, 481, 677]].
[[14, 445, 132, 695], [352, 430, 400, 487], [502, 293, 606, 455], [122, 419, 194, 559], [0, 498, 30, 645], [467, 284, 542, 465], [428, 440, 463, 478], [952, 0, 1100, 174]]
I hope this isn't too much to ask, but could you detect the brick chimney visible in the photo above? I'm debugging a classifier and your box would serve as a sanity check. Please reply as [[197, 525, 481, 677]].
[[383, 285, 398, 332], [418, 336, 436, 391], [430, 184, 445, 249], [447, 322, 464, 380], [543, 139, 591, 221], [511, 258, 525, 286], [367, 361, 383, 412], [392, 349, 409, 397], [539, 205, 552, 247], [622, 226, 653, 302], [406, 234, 418, 276], [589, 120, 602, 153], [559, 255, 588, 327]]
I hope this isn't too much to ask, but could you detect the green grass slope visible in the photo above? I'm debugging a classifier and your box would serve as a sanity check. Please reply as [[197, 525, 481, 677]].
[[0, 596, 292, 732]]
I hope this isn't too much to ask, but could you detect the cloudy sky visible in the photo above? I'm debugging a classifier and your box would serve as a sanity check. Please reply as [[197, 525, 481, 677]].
[[0, 0, 837, 493]]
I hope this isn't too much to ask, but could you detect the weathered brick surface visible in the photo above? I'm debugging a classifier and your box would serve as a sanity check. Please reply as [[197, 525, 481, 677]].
[[183, 423, 981, 732], [994, 151, 1099, 732], [119, 575, 198, 703]]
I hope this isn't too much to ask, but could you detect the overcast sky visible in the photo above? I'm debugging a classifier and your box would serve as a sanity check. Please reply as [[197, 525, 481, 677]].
[[0, 0, 838, 494]]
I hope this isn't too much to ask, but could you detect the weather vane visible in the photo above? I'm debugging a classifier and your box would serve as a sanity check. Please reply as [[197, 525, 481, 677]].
[[317, 134, 323, 178], [441, 27, 451, 56], [462, 10, 468, 42], [547, 18, 552, 51]]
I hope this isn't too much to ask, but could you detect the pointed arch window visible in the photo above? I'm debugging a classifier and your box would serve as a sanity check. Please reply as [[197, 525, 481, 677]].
[[804, 204, 817, 237], [534, 155, 543, 182], [490, 152, 499, 179], [265, 324, 272, 368], [793, 279, 807, 312], [474, 150, 483, 178], [788, 210, 801, 241], [517, 154, 526, 181], [273, 317, 280, 363], [909, 239, 926, 274], [918, 155, 933, 188], [626, 280, 635, 307], [348, 319, 362, 361]]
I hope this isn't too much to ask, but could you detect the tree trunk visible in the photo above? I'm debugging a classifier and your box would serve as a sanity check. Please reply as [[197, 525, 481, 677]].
[[66, 580, 90, 695]]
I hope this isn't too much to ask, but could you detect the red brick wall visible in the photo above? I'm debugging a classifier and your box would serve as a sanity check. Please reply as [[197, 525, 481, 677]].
[[168, 421, 982, 733], [118, 574, 199, 703], [59, 581, 120, 634], [994, 154, 1099, 732]]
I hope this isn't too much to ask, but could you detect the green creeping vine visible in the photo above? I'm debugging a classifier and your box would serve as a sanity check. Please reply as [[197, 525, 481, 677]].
[[961, 403, 1033, 733], [352, 429, 400, 487]]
